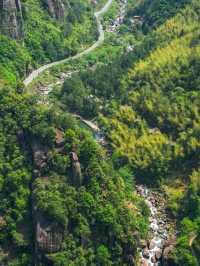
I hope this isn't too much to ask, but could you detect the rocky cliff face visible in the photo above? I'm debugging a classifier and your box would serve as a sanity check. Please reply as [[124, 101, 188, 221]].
[[43, 0, 66, 21], [70, 152, 82, 187], [0, 0, 23, 39], [0, 0, 68, 40], [34, 209, 64, 254], [31, 139, 65, 265]]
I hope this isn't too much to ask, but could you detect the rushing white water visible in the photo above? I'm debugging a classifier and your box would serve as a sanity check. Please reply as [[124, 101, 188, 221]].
[[136, 185, 168, 266], [22, 1, 173, 264]]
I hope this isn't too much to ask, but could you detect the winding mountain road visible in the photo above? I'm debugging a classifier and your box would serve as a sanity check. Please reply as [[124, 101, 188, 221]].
[[23, 2, 176, 264], [23, 0, 113, 87]]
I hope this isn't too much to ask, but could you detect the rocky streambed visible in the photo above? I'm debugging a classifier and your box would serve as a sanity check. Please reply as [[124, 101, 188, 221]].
[[136, 185, 176, 266], [107, 0, 127, 33]]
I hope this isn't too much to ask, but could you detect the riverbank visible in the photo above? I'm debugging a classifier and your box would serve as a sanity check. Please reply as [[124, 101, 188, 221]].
[[23, 1, 177, 265], [136, 185, 176, 266]]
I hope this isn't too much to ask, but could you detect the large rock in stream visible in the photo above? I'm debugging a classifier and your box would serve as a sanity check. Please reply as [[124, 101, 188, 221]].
[[149, 239, 156, 250]]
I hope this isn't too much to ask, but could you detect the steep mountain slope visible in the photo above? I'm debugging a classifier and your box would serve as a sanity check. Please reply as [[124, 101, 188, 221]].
[[54, 0, 200, 265], [0, 0, 200, 265], [0, 2, 152, 266], [127, 0, 191, 32], [0, 0, 23, 39], [0, 86, 149, 266], [101, 1, 200, 265], [42, 0, 66, 20], [0, 0, 96, 87]]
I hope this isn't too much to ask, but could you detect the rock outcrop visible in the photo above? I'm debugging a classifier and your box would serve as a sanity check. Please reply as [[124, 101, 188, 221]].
[[32, 193, 65, 265], [70, 152, 82, 187], [35, 213, 64, 254], [0, 0, 23, 39], [31, 133, 83, 264], [32, 140, 48, 178], [162, 236, 176, 266], [0, 0, 69, 39], [43, 0, 66, 21], [32, 139, 66, 265], [136, 185, 177, 266]]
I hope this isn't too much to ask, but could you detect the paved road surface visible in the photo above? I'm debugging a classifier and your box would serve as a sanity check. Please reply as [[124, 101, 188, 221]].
[[23, 0, 113, 86]]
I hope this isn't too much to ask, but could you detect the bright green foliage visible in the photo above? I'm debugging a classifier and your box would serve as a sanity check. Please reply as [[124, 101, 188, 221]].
[[96, 245, 111, 265], [32, 126, 149, 265], [23, 0, 95, 63], [0, 0, 96, 86], [54, 0, 200, 263], [99, 106, 172, 183], [0, 87, 38, 264], [129, 0, 191, 32], [1, 0, 200, 265], [0, 86, 148, 265], [0, 35, 31, 87], [171, 170, 200, 265]]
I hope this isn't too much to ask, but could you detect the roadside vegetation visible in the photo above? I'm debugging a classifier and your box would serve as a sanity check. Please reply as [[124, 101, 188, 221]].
[[0, 0, 97, 88], [54, 1, 200, 265], [0, 0, 200, 265]]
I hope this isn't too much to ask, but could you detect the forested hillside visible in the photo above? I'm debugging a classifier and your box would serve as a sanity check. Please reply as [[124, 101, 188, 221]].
[[0, 0, 96, 87], [0, 0, 200, 265], [0, 86, 149, 265], [55, 0, 200, 265], [127, 0, 190, 32], [0, 1, 150, 265]]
